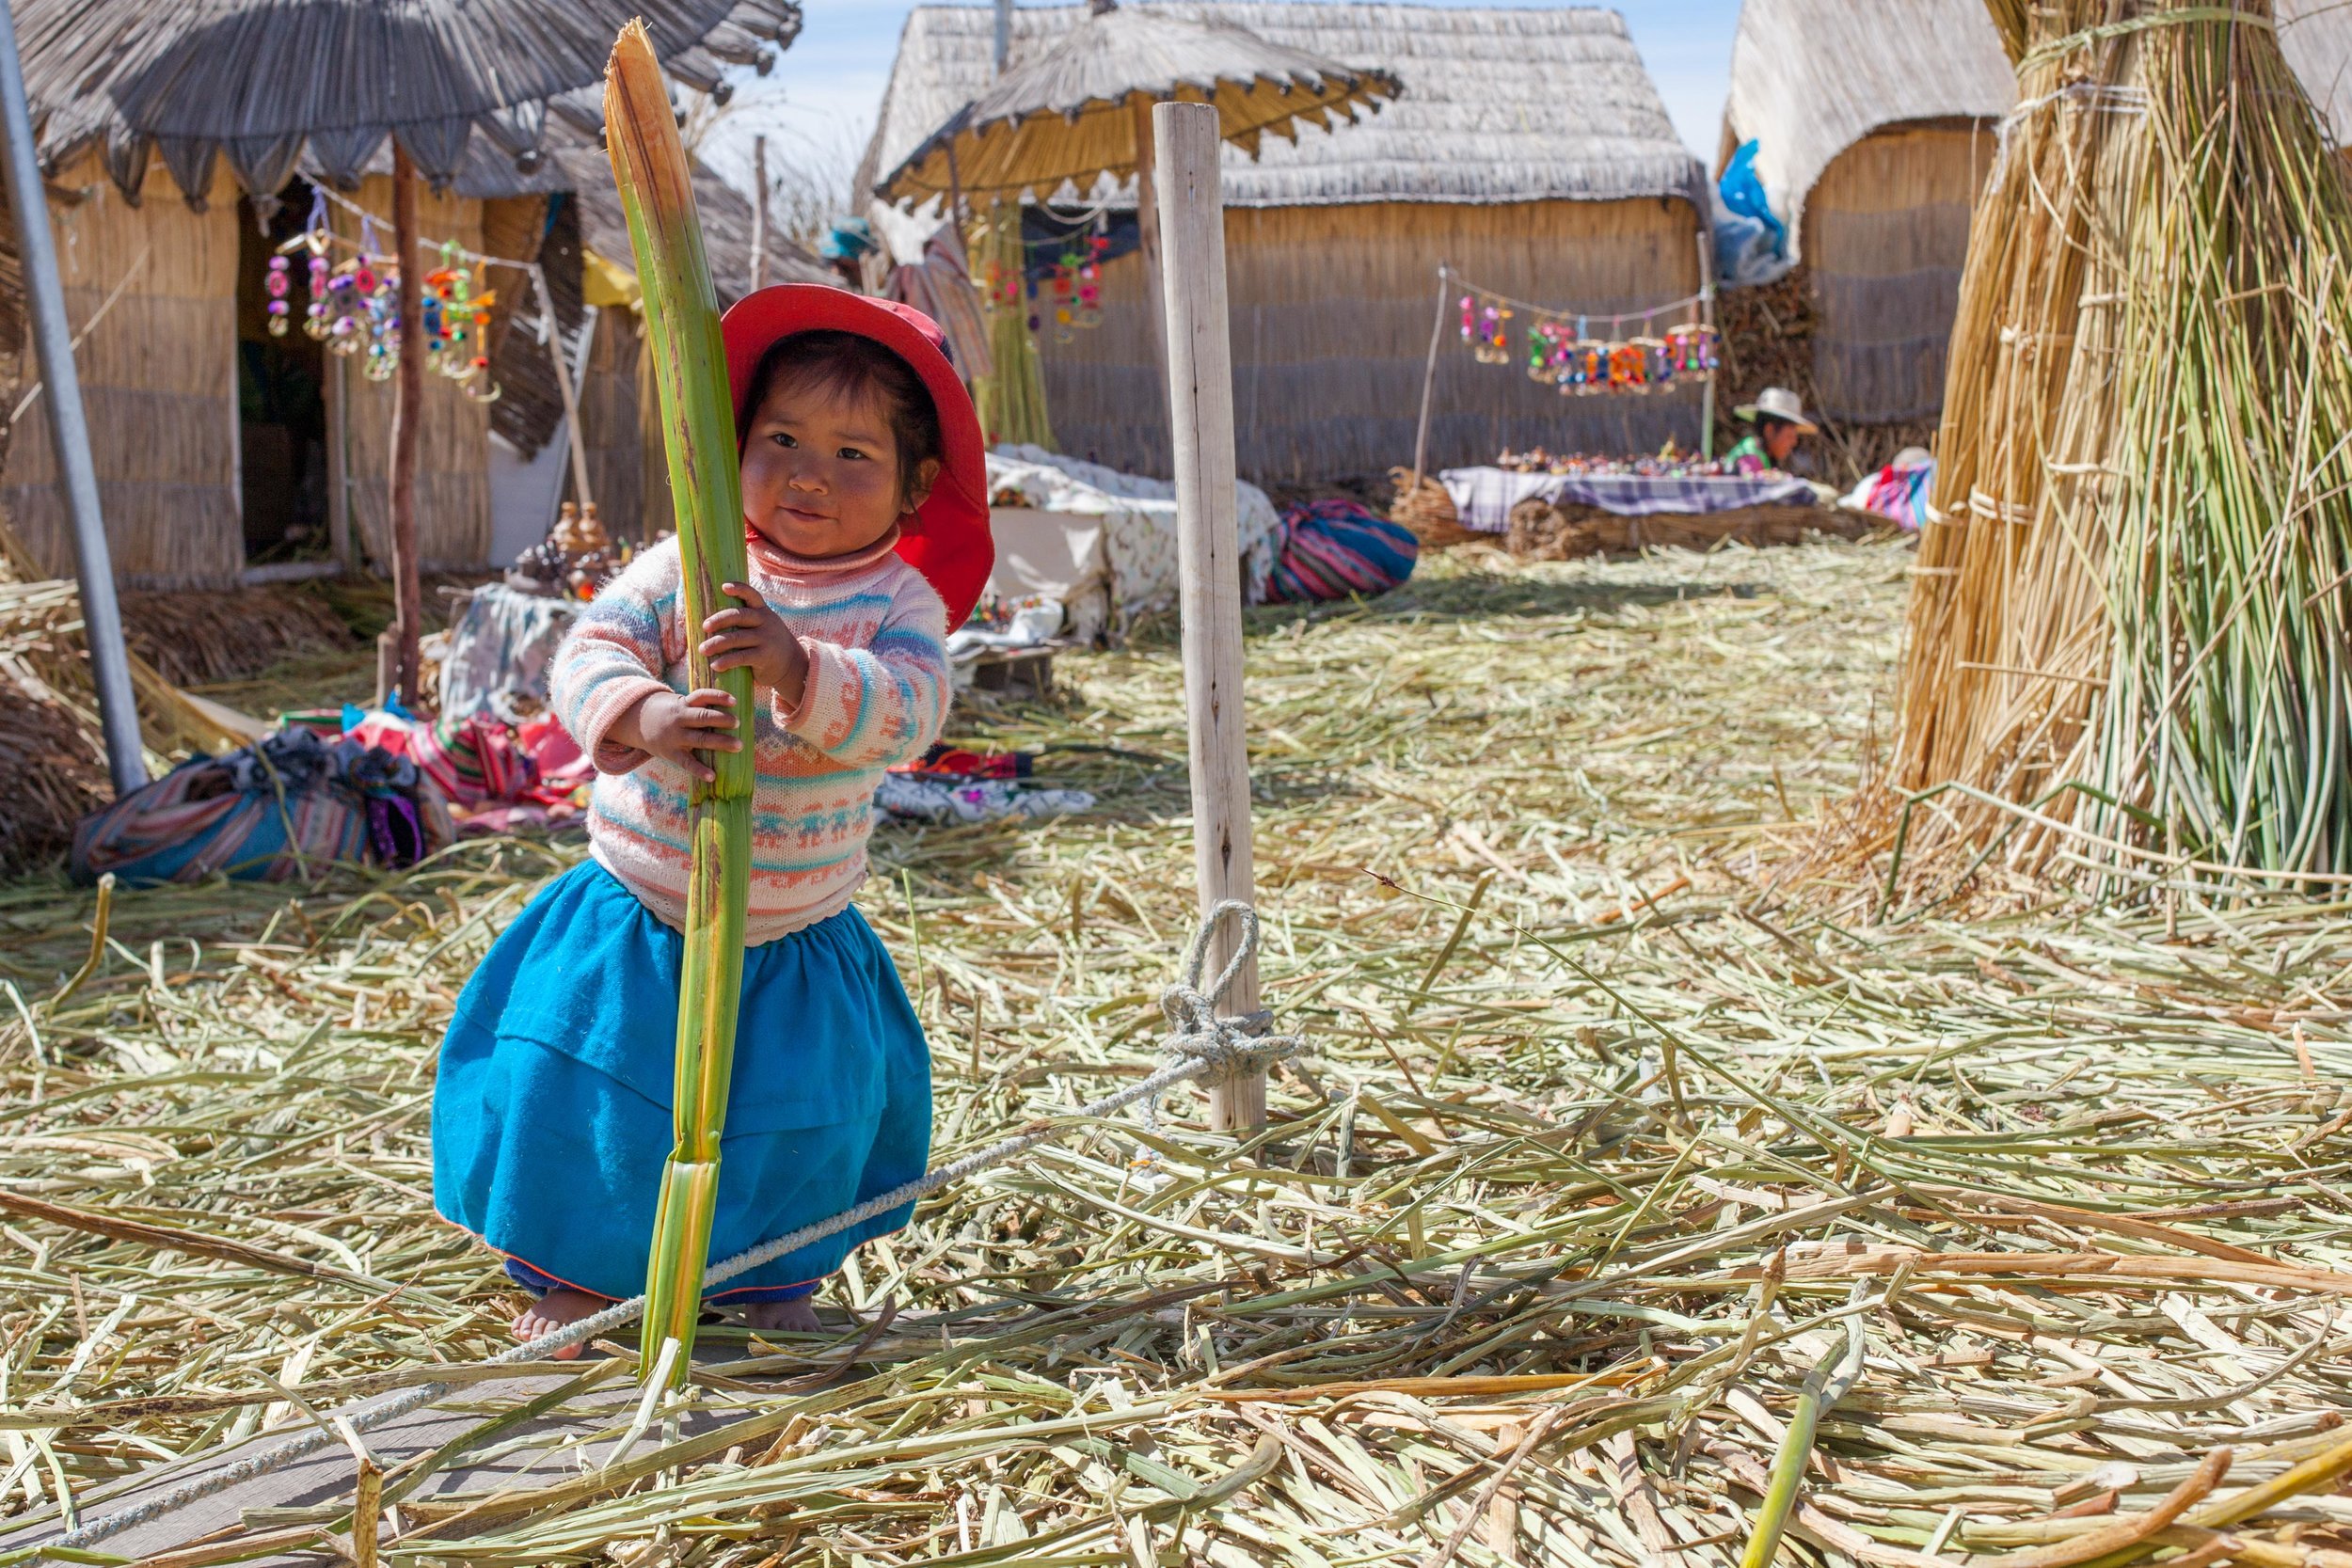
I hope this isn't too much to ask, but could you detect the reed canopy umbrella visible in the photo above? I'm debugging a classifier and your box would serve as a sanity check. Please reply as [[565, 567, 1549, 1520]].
[[877, 0, 1396, 382], [18, 0, 800, 705]]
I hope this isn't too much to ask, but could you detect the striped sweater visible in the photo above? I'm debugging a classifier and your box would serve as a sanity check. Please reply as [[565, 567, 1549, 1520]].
[[551, 527, 951, 944]]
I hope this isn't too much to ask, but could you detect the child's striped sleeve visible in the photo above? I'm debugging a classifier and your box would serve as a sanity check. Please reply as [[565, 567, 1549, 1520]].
[[551, 544, 682, 774], [778, 575, 951, 770]]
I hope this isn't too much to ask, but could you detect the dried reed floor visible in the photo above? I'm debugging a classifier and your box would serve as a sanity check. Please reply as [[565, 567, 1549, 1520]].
[[8, 540, 2352, 1568]]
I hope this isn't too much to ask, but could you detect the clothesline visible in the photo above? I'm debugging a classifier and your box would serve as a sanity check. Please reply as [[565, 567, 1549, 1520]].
[[307, 182, 547, 277], [1438, 262, 1710, 331]]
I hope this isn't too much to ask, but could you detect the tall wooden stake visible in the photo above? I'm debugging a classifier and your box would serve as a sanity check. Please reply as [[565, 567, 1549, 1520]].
[[0, 0, 143, 794], [387, 143, 425, 707], [1411, 264, 1448, 488], [1152, 100, 1261, 1133]]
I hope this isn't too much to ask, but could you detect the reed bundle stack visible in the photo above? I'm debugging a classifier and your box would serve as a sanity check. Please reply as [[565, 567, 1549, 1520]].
[[1887, 0, 2352, 899]]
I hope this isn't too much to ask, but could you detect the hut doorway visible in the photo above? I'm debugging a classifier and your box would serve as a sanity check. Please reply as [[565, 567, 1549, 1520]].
[[235, 183, 332, 567]]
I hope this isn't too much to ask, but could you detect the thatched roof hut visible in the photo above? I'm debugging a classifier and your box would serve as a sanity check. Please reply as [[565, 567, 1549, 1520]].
[[0, 83, 821, 589], [861, 2, 1708, 481], [1722, 0, 2352, 429]]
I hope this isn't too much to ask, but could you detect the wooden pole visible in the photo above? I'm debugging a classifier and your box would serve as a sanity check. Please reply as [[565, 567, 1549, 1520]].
[[1696, 228, 1718, 460], [325, 343, 355, 569], [387, 144, 425, 707], [1132, 94, 1168, 433], [1410, 263, 1447, 488], [750, 135, 769, 293], [1152, 100, 1261, 1133], [533, 260, 595, 513], [0, 0, 143, 794]]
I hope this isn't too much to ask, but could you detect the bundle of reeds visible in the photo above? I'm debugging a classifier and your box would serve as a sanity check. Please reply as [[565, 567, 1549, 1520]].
[[1887, 0, 2352, 899], [970, 209, 1057, 451]]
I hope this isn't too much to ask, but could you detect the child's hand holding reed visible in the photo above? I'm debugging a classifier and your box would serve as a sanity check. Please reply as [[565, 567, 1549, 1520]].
[[700, 583, 810, 709], [609, 688, 741, 783]]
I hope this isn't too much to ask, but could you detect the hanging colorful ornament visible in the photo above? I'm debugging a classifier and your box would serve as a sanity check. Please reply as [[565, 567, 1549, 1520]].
[[1629, 335, 1669, 391], [303, 250, 332, 339], [1473, 303, 1511, 364], [464, 271, 500, 399], [264, 256, 292, 336], [1075, 230, 1107, 327], [366, 261, 402, 382], [1566, 341, 1606, 396], [1666, 323, 1718, 378], [1607, 341, 1649, 392]]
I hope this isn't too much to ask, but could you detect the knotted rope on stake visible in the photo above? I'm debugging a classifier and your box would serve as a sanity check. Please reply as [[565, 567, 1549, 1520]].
[[1147, 901, 1301, 1133], [20, 903, 1300, 1563]]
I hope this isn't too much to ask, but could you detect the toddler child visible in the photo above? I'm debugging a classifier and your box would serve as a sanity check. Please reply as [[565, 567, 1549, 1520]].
[[433, 286, 991, 1348]]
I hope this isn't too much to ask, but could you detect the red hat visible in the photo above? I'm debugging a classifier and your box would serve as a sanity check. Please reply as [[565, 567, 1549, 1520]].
[[721, 284, 993, 626]]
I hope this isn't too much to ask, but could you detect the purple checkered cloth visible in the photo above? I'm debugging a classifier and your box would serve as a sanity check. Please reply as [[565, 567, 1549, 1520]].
[[1438, 468, 1820, 533]]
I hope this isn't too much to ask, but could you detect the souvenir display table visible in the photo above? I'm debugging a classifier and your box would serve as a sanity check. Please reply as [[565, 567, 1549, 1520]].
[[1439, 464, 1818, 534]]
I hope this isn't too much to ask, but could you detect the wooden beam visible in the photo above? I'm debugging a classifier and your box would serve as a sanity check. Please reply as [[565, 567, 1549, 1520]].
[[387, 144, 425, 708], [1151, 100, 1262, 1133]]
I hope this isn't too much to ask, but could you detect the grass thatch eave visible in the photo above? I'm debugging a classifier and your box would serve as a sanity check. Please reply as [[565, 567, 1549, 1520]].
[[859, 2, 1701, 214]]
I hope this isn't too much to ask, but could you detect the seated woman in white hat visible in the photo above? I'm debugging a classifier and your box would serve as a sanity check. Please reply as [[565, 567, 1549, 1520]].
[[1724, 387, 1818, 476]]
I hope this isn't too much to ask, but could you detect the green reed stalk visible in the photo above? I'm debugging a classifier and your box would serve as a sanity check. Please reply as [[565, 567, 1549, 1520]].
[[2081, 2, 2352, 888], [605, 20, 755, 1385]]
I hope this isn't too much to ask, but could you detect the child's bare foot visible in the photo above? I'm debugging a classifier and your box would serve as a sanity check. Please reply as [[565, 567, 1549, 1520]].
[[739, 1297, 821, 1336], [514, 1289, 605, 1358]]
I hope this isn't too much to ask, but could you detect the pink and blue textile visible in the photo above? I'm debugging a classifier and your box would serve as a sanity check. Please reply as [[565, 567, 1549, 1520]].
[[1266, 499, 1420, 604], [431, 859, 930, 1303]]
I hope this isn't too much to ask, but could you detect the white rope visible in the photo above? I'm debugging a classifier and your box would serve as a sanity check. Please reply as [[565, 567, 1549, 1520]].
[[309, 181, 546, 275], [1443, 264, 1709, 333], [25, 903, 1298, 1561]]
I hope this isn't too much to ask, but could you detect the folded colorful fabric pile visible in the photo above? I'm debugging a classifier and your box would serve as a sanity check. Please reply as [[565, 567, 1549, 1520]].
[[72, 728, 453, 885], [1266, 499, 1420, 604], [900, 744, 1034, 781], [301, 705, 593, 835], [1848, 458, 1934, 530], [878, 744, 1090, 825]]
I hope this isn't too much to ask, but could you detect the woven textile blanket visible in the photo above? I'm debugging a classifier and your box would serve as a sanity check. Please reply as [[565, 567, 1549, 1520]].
[[1439, 467, 1819, 533]]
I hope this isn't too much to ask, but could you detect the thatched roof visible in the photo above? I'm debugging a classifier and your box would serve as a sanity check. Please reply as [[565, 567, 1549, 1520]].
[[880, 4, 1399, 206], [20, 0, 800, 204], [1723, 0, 2352, 255], [296, 79, 832, 300], [859, 2, 1703, 210]]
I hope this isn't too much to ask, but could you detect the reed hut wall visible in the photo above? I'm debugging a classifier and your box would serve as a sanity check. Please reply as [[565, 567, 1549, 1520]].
[[566, 306, 650, 542], [1802, 122, 1992, 425], [1722, 0, 2352, 426], [334, 175, 494, 572], [1039, 196, 1702, 480], [864, 2, 1706, 481], [1, 152, 244, 588]]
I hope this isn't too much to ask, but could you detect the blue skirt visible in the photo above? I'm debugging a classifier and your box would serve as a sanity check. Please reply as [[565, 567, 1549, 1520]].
[[432, 860, 930, 1302]]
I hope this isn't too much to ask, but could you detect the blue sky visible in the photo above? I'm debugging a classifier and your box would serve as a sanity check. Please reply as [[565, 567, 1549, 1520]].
[[699, 0, 1746, 197]]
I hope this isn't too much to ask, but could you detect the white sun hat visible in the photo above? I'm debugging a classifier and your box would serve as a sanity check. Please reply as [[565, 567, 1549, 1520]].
[[1733, 387, 1820, 433]]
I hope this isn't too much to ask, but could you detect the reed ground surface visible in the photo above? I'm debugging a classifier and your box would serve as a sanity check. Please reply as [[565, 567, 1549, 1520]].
[[6, 539, 2352, 1568]]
